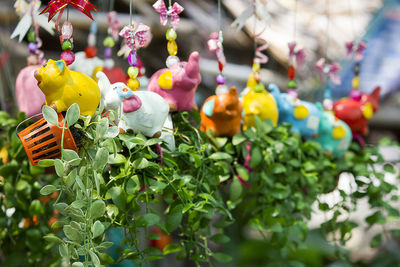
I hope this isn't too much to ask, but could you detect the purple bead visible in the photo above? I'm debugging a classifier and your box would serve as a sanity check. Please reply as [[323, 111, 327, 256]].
[[216, 74, 225, 85], [350, 89, 361, 101], [287, 89, 298, 98], [128, 51, 138, 66], [28, 42, 38, 53], [104, 47, 112, 59]]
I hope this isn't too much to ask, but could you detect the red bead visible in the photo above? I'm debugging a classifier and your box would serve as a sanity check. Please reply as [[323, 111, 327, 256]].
[[218, 61, 224, 72], [85, 46, 97, 58], [288, 66, 295, 80]]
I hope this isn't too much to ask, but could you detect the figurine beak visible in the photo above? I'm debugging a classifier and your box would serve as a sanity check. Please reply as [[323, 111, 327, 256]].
[[362, 102, 373, 119], [294, 105, 309, 120], [332, 125, 346, 139], [158, 70, 173, 90]]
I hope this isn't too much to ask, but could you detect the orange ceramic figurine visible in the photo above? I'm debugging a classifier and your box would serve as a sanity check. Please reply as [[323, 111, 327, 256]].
[[200, 86, 242, 137], [35, 59, 101, 116]]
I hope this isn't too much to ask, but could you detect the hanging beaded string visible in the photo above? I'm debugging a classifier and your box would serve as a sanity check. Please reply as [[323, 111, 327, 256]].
[[153, 0, 184, 68], [103, 11, 120, 70], [315, 0, 341, 110], [287, 0, 306, 98], [39, 0, 98, 65], [345, 0, 367, 101], [59, 8, 75, 65], [26, 0, 45, 66], [208, 0, 227, 94], [120, 0, 151, 90], [85, 21, 98, 58]]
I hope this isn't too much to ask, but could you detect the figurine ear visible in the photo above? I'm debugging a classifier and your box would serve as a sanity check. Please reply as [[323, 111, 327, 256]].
[[370, 86, 381, 102], [123, 94, 142, 113], [55, 60, 66, 72], [202, 99, 214, 117], [229, 86, 238, 96]]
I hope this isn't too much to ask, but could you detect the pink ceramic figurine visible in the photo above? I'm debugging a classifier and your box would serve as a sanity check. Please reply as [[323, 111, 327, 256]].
[[16, 65, 46, 117], [147, 51, 201, 111]]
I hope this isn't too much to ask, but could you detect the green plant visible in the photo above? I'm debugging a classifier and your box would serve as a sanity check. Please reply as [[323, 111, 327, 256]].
[[1, 105, 398, 267]]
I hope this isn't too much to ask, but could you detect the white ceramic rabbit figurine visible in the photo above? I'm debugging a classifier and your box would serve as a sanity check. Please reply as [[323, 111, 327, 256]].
[[97, 71, 169, 138]]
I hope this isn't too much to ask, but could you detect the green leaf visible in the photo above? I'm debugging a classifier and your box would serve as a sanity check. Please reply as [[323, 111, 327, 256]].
[[232, 134, 246, 145], [209, 152, 232, 161], [271, 163, 286, 174], [72, 262, 84, 267], [42, 105, 59, 126], [90, 200, 106, 219], [40, 185, 57, 196], [94, 147, 109, 171], [43, 234, 63, 244], [54, 159, 64, 177], [96, 118, 108, 140], [59, 244, 68, 258], [371, 233, 382, 248], [109, 187, 126, 210], [269, 222, 283, 233], [89, 250, 100, 267], [38, 159, 55, 167], [230, 177, 242, 201], [105, 126, 119, 138], [126, 175, 140, 194], [166, 205, 183, 232], [213, 252, 232, 263], [133, 158, 149, 169], [383, 164, 395, 174], [63, 149, 80, 166], [63, 225, 83, 242], [75, 176, 86, 192], [66, 103, 80, 126], [210, 233, 230, 244], [108, 153, 126, 164], [136, 213, 160, 227], [163, 244, 182, 255], [249, 146, 262, 168], [92, 221, 105, 238]]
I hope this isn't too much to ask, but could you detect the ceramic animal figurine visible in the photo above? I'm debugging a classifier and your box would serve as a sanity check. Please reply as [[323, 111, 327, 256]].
[[333, 86, 380, 136], [147, 51, 201, 111], [16, 65, 46, 117], [242, 82, 278, 129], [269, 83, 321, 139], [34, 59, 101, 116], [97, 71, 169, 137], [69, 51, 104, 77], [315, 104, 352, 157], [200, 86, 242, 137]]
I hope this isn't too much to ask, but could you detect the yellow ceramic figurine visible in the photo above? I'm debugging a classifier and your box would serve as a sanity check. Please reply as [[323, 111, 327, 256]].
[[242, 76, 278, 129], [35, 59, 100, 116]]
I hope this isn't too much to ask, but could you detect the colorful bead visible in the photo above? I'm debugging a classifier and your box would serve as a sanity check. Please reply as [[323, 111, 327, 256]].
[[216, 74, 226, 85], [350, 89, 361, 101], [218, 61, 224, 72], [127, 78, 140, 91], [353, 63, 360, 75], [167, 40, 178, 56], [352, 76, 359, 89], [254, 72, 261, 83], [253, 83, 265, 93], [85, 46, 97, 58], [127, 66, 139, 79], [27, 30, 36, 43], [104, 47, 112, 58], [103, 36, 115, 47], [128, 51, 138, 66], [287, 89, 298, 98], [288, 66, 295, 80], [28, 42, 38, 53], [60, 50, 75, 65], [61, 40, 73, 51], [252, 62, 260, 73], [61, 21, 73, 39], [27, 54, 39, 66], [288, 80, 297, 89], [104, 58, 114, 69], [216, 84, 228, 95], [88, 33, 96, 47], [166, 55, 179, 68], [166, 28, 177, 41]]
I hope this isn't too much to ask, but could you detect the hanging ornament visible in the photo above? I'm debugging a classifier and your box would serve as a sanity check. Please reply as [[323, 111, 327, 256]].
[[11, 0, 55, 42], [153, 0, 184, 68], [119, 23, 151, 91], [286, 42, 306, 98], [315, 58, 341, 85], [208, 31, 227, 94], [345, 41, 367, 62]]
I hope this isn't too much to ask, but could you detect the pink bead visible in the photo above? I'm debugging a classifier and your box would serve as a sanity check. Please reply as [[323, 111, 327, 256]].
[[60, 50, 75, 65], [61, 21, 73, 39]]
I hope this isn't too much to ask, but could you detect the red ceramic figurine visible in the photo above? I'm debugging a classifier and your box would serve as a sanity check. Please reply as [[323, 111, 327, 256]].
[[200, 86, 242, 137], [333, 86, 380, 136]]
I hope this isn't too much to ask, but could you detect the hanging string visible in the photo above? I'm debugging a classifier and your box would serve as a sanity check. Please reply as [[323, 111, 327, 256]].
[[325, 0, 330, 59], [293, 0, 298, 42], [347, 0, 355, 41], [252, 0, 257, 61], [130, 0, 133, 27]]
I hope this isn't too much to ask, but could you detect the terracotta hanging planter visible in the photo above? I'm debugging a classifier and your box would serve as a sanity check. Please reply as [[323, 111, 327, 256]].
[[18, 113, 78, 166]]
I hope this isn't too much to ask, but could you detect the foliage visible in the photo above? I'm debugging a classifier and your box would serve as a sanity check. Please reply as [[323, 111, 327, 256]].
[[0, 105, 399, 266], [0, 111, 61, 266]]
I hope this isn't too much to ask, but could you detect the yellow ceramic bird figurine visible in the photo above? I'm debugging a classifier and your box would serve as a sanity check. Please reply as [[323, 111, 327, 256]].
[[35, 59, 100, 116]]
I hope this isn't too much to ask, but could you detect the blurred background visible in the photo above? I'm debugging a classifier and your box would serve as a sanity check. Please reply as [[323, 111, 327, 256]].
[[1, 1, 400, 266]]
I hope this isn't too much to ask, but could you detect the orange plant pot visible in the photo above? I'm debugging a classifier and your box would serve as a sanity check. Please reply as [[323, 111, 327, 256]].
[[18, 113, 78, 166]]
